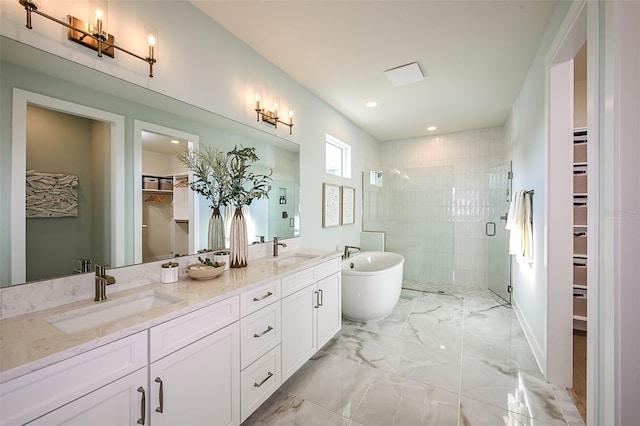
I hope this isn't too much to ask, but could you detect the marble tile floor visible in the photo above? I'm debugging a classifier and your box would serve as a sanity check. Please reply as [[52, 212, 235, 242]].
[[243, 287, 585, 426]]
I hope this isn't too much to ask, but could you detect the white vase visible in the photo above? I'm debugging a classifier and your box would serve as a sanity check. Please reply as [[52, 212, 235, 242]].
[[208, 207, 226, 251], [229, 207, 248, 268]]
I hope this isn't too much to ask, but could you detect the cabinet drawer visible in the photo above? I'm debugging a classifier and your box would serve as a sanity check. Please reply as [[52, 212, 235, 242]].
[[150, 296, 239, 362], [281, 267, 316, 297], [240, 345, 281, 422], [240, 279, 281, 317], [316, 257, 340, 280], [1, 332, 147, 426], [240, 302, 281, 369]]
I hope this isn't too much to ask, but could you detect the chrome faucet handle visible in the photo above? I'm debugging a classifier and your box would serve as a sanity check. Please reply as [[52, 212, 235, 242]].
[[95, 264, 116, 285], [94, 276, 108, 301], [76, 258, 92, 273], [95, 264, 106, 277]]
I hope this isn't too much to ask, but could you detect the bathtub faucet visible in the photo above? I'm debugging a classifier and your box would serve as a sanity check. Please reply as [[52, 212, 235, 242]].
[[343, 245, 361, 259]]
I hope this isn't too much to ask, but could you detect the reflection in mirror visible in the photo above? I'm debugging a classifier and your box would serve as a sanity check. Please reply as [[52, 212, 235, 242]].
[[134, 122, 199, 264], [26, 105, 112, 281], [9, 88, 126, 287], [1, 36, 300, 288]]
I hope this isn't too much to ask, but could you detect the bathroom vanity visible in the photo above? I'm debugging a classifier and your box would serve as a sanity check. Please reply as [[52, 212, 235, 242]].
[[0, 250, 341, 425]]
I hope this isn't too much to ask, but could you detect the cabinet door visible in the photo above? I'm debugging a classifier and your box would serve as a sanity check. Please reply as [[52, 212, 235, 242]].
[[2, 332, 147, 426], [281, 284, 316, 382], [28, 368, 147, 426], [316, 272, 342, 349], [150, 322, 240, 426]]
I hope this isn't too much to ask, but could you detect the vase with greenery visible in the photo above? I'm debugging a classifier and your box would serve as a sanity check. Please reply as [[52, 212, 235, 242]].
[[176, 146, 231, 251], [227, 145, 272, 268]]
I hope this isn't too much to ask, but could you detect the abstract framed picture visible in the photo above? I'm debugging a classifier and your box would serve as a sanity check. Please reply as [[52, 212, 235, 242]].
[[341, 185, 355, 225], [322, 183, 341, 227]]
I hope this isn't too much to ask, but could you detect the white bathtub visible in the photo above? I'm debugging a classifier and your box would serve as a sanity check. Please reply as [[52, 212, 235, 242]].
[[341, 251, 404, 321]]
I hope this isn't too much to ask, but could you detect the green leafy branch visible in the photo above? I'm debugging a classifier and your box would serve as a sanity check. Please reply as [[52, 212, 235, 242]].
[[227, 146, 272, 207], [176, 146, 231, 209]]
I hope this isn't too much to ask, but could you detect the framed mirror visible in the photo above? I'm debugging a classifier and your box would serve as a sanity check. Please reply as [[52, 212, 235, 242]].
[[0, 36, 300, 287]]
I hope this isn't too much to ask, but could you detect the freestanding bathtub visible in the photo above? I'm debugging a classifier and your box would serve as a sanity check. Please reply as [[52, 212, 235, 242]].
[[341, 251, 404, 321]]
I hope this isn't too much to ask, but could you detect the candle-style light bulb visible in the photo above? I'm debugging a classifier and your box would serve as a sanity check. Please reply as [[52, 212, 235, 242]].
[[273, 102, 279, 117], [289, 110, 294, 125], [95, 9, 103, 34], [255, 93, 261, 110], [147, 34, 156, 60]]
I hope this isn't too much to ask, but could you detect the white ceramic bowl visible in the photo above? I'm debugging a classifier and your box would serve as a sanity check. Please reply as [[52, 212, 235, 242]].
[[184, 263, 226, 280]]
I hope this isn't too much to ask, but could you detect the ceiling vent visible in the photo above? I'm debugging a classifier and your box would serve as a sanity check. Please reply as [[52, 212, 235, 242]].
[[384, 62, 424, 87]]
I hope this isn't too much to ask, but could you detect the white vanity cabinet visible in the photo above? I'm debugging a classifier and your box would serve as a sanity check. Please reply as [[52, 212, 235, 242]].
[[0, 253, 343, 426], [149, 296, 240, 426], [281, 258, 341, 382], [0, 332, 147, 426]]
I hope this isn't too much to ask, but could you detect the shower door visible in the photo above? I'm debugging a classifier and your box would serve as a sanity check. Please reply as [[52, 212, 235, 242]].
[[487, 161, 512, 303]]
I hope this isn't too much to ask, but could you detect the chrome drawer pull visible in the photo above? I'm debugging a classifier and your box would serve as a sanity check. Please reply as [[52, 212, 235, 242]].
[[155, 377, 164, 413], [253, 325, 274, 338], [137, 387, 146, 425], [253, 291, 273, 302], [254, 371, 274, 387]]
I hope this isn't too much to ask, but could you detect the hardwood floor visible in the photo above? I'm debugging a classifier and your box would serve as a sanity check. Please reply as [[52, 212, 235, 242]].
[[568, 330, 587, 422]]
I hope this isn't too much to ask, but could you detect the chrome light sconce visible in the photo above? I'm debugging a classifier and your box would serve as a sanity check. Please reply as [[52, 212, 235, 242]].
[[255, 94, 294, 135], [18, 0, 158, 77]]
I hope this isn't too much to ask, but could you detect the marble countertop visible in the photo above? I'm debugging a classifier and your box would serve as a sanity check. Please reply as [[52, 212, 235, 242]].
[[0, 250, 341, 383]]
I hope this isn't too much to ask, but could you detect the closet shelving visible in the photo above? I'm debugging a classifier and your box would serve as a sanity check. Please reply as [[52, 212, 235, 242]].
[[142, 174, 175, 195], [573, 128, 588, 330]]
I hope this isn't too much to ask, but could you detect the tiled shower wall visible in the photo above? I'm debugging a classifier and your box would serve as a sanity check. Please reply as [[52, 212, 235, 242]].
[[363, 127, 507, 288]]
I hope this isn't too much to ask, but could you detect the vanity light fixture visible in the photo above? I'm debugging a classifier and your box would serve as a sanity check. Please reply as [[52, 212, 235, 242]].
[[255, 94, 294, 135], [18, 0, 158, 77]]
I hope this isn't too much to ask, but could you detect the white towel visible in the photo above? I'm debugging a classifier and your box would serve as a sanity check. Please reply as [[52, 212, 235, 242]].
[[522, 191, 534, 263], [505, 190, 534, 263], [506, 190, 523, 255]]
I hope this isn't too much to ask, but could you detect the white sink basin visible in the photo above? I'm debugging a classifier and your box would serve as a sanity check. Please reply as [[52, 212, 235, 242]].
[[47, 291, 182, 334], [272, 254, 316, 268]]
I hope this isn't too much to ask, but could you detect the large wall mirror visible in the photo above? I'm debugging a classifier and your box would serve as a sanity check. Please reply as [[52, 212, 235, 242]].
[[0, 37, 300, 288]]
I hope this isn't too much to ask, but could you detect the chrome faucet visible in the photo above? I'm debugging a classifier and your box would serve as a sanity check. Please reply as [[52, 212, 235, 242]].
[[73, 258, 92, 274], [273, 237, 287, 257], [94, 264, 116, 302], [343, 245, 361, 259]]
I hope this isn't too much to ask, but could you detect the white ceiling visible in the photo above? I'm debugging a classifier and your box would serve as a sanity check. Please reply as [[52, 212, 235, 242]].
[[141, 130, 189, 155], [192, 0, 558, 142]]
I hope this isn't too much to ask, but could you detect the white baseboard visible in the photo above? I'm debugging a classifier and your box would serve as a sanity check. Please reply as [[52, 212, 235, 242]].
[[512, 296, 547, 379]]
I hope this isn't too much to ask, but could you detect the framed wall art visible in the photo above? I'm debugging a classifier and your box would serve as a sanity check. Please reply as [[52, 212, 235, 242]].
[[341, 185, 355, 225], [322, 183, 341, 227]]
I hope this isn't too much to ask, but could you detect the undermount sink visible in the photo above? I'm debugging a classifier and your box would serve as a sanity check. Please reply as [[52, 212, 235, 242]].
[[47, 291, 182, 334], [272, 253, 316, 268]]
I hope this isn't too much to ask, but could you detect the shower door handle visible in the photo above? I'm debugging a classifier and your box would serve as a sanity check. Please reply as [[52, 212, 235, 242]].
[[485, 222, 496, 237]]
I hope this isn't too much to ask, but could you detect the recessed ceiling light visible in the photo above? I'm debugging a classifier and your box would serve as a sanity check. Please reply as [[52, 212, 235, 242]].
[[171, 140, 180, 144], [427, 126, 437, 132], [366, 101, 377, 108]]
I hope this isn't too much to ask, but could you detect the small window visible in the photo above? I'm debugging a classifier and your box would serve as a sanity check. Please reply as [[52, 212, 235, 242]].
[[325, 134, 351, 178]]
